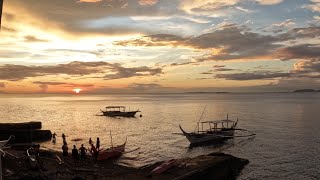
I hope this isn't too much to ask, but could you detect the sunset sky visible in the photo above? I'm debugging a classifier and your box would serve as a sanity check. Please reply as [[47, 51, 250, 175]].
[[0, 0, 319, 93]]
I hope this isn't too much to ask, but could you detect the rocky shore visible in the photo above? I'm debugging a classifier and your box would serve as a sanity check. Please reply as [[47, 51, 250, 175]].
[[2, 147, 248, 180]]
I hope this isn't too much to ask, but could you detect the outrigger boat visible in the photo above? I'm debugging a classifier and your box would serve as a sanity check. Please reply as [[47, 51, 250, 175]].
[[96, 131, 127, 161], [179, 115, 238, 145], [100, 106, 140, 117], [97, 141, 126, 161]]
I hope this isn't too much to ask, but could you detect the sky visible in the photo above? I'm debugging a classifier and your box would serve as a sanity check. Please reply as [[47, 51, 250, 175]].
[[0, 0, 319, 93]]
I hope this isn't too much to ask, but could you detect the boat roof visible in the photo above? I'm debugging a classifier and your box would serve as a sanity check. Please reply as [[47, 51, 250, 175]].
[[200, 119, 235, 124], [106, 106, 126, 108]]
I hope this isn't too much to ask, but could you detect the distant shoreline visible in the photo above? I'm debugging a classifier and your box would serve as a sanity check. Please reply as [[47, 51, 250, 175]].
[[0, 90, 319, 95]]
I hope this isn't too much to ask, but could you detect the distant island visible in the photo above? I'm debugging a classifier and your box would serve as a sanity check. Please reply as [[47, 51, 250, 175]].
[[293, 89, 319, 93], [186, 92, 229, 94]]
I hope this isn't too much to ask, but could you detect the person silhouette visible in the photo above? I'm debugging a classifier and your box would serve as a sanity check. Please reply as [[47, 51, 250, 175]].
[[52, 132, 57, 143], [72, 145, 79, 165], [79, 144, 87, 160], [96, 137, 100, 150]]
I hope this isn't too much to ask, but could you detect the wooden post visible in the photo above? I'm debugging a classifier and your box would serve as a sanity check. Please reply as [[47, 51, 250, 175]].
[[0, 0, 3, 30], [110, 131, 113, 148], [201, 123, 203, 132]]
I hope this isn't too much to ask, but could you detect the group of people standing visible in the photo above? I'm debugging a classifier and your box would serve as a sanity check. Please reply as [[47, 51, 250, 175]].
[[89, 137, 100, 162], [53, 133, 101, 164]]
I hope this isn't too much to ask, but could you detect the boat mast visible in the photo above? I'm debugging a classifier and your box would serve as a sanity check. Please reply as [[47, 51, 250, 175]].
[[227, 114, 229, 128], [194, 106, 207, 133]]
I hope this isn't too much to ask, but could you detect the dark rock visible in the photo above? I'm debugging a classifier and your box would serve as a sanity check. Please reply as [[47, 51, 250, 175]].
[[0, 121, 42, 130], [293, 89, 316, 92]]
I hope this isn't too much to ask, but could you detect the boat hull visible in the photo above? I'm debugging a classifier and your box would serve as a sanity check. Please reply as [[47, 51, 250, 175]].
[[97, 142, 126, 161], [179, 125, 234, 145], [151, 159, 176, 174], [102, 111, 138, 117]]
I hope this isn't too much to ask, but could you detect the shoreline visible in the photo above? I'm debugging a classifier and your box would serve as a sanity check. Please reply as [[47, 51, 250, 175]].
[[2, 147, 248, 180]]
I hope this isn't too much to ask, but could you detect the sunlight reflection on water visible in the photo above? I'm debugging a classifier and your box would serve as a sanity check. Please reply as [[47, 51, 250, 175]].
[[1, 93, 320, 179]]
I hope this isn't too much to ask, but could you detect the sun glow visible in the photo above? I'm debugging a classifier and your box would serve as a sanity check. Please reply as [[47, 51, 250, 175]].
[[73, 88, 82, 94]]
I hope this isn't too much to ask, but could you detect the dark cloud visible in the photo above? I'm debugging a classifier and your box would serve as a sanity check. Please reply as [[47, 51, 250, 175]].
[[1, 26, 17, 32], [128, 83, 161, 89], [201, 65, 234, 75], [92, 82, 178, 93], [103, 65, 162, 80], [215, 72, 290, 80], [38, 84, 48, 92], [24, 35, 49, 42], [212, 64, 234, 71], [169, 61, 196, 67], [0, 61, 162, 81], [275, 44, 320, 60], [115, 34, 186, 47], [3, 12, 15, 20], [213, 65, 225, 68], [291, 59, 320, 74], [278, 26, 320, 40], [116, 25, 279, 60], [45, 48, 102, 56], [33, 81, 95, 92], [213, 67, 234, 72], [116, 25, 320, 62]]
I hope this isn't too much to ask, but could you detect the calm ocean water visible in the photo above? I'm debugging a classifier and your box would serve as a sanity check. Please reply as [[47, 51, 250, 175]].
[[1, 93, 319, 179]]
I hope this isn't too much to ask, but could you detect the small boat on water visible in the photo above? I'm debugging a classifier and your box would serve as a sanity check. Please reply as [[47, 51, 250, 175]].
[[179, 114, 238, 145], [151, 159, 177, 174], [100, 106, 140, 117]]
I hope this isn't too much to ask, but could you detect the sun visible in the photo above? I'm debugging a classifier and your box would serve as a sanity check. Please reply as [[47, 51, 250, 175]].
[[73, 88, 82, 94]]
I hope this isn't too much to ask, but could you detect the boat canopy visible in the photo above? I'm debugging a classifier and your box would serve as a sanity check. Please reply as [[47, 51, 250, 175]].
[[106, 106, 126, 109], [201, 119, 236, 124]]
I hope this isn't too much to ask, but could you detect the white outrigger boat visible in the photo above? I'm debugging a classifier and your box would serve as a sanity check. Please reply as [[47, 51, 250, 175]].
[[100, 106, 140, 117], [179, 115, 238, 145]]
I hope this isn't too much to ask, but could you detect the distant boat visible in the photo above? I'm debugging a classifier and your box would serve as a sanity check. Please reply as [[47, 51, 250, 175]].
[[97, 131, 126, 161], [100, 106, 140, 117], [179, 115, 238, 145]]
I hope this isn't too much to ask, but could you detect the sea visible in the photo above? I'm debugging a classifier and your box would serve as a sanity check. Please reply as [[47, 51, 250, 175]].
[[0, 93, 319, 179]]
